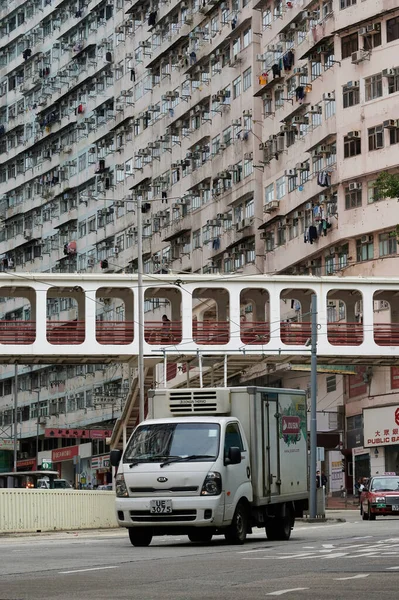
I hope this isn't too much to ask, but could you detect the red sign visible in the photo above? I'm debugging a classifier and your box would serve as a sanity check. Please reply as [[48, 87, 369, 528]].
[[52, 445, 79, 462], [17, 458, 37, 469], [395, 408, 399, 427], [45, 429, 112, 439], [282, 416, 300, 434]]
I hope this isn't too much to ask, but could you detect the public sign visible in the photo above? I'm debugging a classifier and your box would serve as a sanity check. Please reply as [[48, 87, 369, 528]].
[[364, 405, 399, 447], [41, 460, 53, 470], [45, 428, 112, 439], [0, 438, 19, 451]]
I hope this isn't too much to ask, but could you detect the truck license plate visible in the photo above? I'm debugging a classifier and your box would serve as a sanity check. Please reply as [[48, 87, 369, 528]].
[[150, 499, 172, 514], [392, 505, 399, 511]]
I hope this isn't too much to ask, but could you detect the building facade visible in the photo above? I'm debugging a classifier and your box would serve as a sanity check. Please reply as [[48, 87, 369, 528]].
[[1, 0, 399, 486]]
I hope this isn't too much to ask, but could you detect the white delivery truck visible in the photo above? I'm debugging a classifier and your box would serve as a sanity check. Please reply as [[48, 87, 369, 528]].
[[110, 386, 308, 547]]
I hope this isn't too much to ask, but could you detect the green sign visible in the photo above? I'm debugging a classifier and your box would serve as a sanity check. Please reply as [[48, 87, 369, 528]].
[[41, 460, 53, 470]]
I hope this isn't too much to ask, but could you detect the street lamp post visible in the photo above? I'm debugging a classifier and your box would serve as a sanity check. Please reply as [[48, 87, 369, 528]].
[[13, 363, 18, 472], [34, 389, 40, 469], [136, 195, 145, 423]]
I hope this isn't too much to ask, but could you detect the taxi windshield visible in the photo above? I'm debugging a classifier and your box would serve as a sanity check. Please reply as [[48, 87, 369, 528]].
[[371, 477, 399, 492]]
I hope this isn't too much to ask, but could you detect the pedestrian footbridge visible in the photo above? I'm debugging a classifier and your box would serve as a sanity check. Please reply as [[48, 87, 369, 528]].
[[0, 273, 398, 365]]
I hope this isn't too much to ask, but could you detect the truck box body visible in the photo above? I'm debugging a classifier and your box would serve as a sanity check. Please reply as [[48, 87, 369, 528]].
[[149, 386, 308, 506]]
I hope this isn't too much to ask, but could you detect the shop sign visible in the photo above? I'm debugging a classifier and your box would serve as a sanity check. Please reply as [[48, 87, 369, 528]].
[[91, 455, 110, 470], [52, 445, 79, 462], [45, 428, 112, 439], [17, 458, 36, 468], [364, 405, 399, 447], [0, 438, 20, 451]]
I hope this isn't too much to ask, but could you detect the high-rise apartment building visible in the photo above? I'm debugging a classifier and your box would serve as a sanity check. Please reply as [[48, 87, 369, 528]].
[[1, 0, 399, 487]]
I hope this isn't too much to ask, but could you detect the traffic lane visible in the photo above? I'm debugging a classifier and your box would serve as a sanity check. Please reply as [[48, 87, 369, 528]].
[[0, 517, 396, 578], [1, 555, 399, 600]]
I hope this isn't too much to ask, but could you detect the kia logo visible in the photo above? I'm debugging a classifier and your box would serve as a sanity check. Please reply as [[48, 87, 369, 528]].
[[157, 477, 168, 483]]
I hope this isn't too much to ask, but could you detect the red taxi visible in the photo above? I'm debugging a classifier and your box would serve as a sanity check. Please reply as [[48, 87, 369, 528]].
[[360, 475, 399, 520]]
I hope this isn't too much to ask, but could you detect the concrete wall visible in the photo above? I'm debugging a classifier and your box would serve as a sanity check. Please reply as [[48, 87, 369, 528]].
[[0, 489, 118, 534]]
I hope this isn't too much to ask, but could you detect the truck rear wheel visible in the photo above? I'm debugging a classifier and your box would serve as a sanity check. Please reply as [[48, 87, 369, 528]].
[[266, 510, 293, 541], [128, 528, 153, 547], [224, 501, 248, 545], [188, 530, 213, 543]]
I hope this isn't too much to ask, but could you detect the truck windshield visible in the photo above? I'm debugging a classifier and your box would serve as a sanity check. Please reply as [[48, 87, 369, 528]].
[[124, 422, 220, 464], [371, 477, 399, 492]]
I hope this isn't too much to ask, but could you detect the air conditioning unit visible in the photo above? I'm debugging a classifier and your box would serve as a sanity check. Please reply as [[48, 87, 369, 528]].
[[302, 10, 317, 19], [112, 246, 119, 255], [347, 131, 360, 138], [308, 105, 322, 114], [382, 68, 396, 77], [63, 146, 72, 153], [263, 200, 279, 213], [256, 53, 265, 61], [322, 91, 335, 101], [358, 27, 368, 36], [87, 257, 95, 267], [349, 182, 362, 191], [345, 80, 360, 89], [293, 67, 306, 75], [296, 162, 309, 171], [366, 23, 380, 33], [24, 230, 32, 239], [320, 144, 332, 154], [293, 116, 309, 124], [285, 169, 297, 177], [383, 119, 397, 129], [351, 50, 368, 64], [361, 234, 373, 243]]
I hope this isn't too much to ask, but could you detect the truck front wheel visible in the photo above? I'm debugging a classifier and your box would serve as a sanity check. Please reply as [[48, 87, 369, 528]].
[[128, 527, 153, 547], [224, 501, 248, 545]]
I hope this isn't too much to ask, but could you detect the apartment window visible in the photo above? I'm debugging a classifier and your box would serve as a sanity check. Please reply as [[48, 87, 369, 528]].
[[387, 16, 399, 43], [243, 158, 253, 177], [277, 224, 286, 246], [362, 29, 381, 50], [341, 33, 358, 59], [276, 176, 286, 200], [325, 99, 336, 119], [193, 229, 201, 249], [345, 187, 362, 209], [379, 232, 397, 256], [340, 0, 356, 8], [326, 375, 337, 393], [275, 89, 284, 109], [325, 255, 335, 274], [310, 60, 322, 81], [78, 221, 86, 238], [265, 183, 274, 204], [245, 199, 254, 218], [78, 153, 86, 172], [388, 72, 399, 94], [232, 37, 241, 56], [367, 180, 382, 203], [223, 126, 232, 146], [262, 9, 272, 30], [365, 74, 382, 101], [288, 175, 297, 193], [233, 76, 241, 99], [343, 85, 359, 108], [390, 127, 399, 144], [368, 125, 384, 151], [356, 236, 374, 262], [243, 27, 252, 48], [243, 67, 252, 91], [344, 134, 361, 158]]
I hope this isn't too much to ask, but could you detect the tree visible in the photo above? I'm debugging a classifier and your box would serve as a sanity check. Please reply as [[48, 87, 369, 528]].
[[375, 172, 399, 200]]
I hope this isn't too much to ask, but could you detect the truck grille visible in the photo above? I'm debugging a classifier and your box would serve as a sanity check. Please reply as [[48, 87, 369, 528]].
[[130, 486, 198, 494], [386, 496, 399, 505], [130, 509, 197, 522]]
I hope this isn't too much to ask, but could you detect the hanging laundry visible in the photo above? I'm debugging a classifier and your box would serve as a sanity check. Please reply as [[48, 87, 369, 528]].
[[231, 16, 237, 29], [130, 68, 136, 82], [100, 259, 108, 269], [317, 171, 330, 187], [0, 124, 5, 136], [258, 73, 268, 85], [105, 51, 112, 62], [161, 191, 168, 203], [283, 50, 294, 71], [295, 86, 305, 102], [272, 63, 281, 78], [22, 48, 32, 60], [189, 51, 197, 66], [75, 9, 82, 17], [212, 238, 220, 250], [305, 225, 318, 244], [148, 11, 157, 26]]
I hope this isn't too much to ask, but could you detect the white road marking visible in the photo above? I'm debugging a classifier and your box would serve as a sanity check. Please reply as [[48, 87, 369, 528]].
[[322, 544, 335, 548], [267, 588, 309, 596], [238, 548, 272, 554], [387, 566, 399, 570], [302, 546, 315, 549], [334, 574, 370, 581], [59, 566, 119, 574], [320, 553, 348, 560], [353, 536, 373, 540]]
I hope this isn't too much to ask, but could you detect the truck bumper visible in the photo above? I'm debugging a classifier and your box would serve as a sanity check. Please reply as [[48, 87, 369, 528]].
[[115, 495, 225, 529]]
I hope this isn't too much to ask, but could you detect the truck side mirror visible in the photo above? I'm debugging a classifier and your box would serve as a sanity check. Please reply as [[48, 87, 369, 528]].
[[226, 446, 241, 465], [110, 449, 122, 467]]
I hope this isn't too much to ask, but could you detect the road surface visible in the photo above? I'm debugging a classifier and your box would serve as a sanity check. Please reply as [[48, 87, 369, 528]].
[[1, 510, 398, 599]]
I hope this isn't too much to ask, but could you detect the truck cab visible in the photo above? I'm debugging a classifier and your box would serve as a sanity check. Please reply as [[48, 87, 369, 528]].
[[111, 387, 308, 547]]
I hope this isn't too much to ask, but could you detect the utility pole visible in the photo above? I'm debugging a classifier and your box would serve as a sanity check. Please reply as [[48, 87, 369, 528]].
[[309, 294, 318, 518], [35, 389, 40, 469], [13, 363, 18, 472], [136, 195, 145, 423]]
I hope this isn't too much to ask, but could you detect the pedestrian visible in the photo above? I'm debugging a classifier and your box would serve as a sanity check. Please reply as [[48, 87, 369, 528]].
[[161, 314, 171, 342], [316, 470, 321, 488], [321, 472, 327, 489]]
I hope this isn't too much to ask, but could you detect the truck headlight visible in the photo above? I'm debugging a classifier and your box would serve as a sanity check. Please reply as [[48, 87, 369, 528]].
[[115, 474, 128, 498], [201, 471, 222, 496], [375, 496, 386, 503]]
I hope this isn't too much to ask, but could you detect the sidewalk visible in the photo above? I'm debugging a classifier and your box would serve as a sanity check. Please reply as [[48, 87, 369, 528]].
[[326, 494, 359, 511]]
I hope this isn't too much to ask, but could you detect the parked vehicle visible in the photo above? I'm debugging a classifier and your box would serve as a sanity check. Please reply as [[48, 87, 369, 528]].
[[360, 475, 399, 520], [0, 471, 60, 489], [111, 386, 309, 547]]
